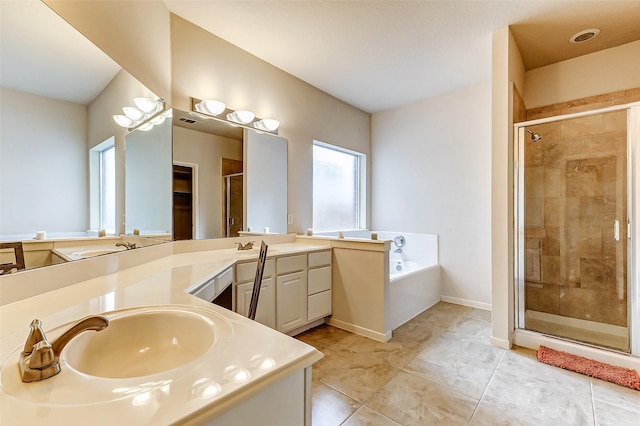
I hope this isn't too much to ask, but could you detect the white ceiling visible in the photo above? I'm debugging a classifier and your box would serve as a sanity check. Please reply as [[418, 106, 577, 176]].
[[2, 1, 639, 112], [164, 0, 640, 113], [0, 0, 120, 105]]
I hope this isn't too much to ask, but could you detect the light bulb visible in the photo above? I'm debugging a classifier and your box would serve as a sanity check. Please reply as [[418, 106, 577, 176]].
[[227, 110, 255, 124], [123, 106, 145, 121], [138, 122, 154, 131], [150, 115, 166, 125], [113, 115, 134, 127], [253, 118, 280, 132], [134, 97, 160, 114], [200, 99, 226, 116]]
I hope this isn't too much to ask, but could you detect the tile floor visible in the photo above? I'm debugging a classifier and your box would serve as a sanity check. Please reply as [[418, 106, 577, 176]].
[[296, 302, 640, 426]]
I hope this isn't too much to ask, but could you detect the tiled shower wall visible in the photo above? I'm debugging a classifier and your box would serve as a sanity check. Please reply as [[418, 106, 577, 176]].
[[523, 110, 628, 326]]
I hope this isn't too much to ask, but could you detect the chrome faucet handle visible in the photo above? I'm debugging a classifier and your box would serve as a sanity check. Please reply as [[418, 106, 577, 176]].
[[27, 340, 55, 370]]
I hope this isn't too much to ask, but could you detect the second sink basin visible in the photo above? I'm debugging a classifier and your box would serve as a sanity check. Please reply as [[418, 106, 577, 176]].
[[62, 308, 217, 379]]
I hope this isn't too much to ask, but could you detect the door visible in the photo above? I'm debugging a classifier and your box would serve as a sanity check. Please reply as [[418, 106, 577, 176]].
[[276, 271, 307, 333], [173, 164, 193, 240], [518, 109, 629, 352], [236, 278, 276, 329], [224, 174, 243, 237]]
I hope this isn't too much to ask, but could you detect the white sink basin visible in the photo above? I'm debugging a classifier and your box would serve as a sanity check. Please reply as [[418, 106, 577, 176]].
[[62, 309, 217, 379], [71, 247, 126, 258]]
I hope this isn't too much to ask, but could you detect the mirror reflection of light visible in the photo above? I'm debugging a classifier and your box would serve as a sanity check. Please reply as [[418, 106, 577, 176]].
[[172, 337, 179, 346], [138, 347, 150, 354], [99, 291, 116, 312]]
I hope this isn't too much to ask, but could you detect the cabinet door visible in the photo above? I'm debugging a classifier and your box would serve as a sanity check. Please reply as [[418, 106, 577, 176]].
[[235, 277, 276, 329], [276, 271, 307, 333]]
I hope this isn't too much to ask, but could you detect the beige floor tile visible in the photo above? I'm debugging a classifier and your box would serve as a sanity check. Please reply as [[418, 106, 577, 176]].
[[403, 331, 504, 399], [311, 380, 360, 426], [479, 349, 594, 425], [411, 302, 472, 326], [448, 314, 492, 341], [366, 371, 477, 425], [591, 378, 640, 426], [463, 308, 492, 322], [345, 335, 423, 370], [297, 324, 361, 352], [314, 347, 398, 403], [468, 402, 538, 426], [342, 406, 401, 426]]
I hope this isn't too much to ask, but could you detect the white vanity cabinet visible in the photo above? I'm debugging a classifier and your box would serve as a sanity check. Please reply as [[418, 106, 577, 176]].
[[234, 259, 276, 329], [231, 248, 333, 335], [276, 254, 308, 333], [307, 250, 332, 322]]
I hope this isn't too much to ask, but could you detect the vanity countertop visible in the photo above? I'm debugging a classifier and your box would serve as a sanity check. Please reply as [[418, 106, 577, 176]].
[[0, 240, 328, 425]]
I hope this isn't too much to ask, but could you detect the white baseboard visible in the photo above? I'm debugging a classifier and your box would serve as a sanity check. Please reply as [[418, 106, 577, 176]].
[[440, 295, 491, 311], [326, 318, 391, 342]]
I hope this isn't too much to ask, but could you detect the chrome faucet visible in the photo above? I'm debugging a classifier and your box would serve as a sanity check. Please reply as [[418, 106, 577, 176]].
[[236, 241, 255, 250], [19, 316, 109, 383], [116, 241, 137, 250]]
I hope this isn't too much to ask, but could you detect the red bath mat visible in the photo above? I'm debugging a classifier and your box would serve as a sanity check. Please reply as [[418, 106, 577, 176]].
[[537, 345, 640, 391]]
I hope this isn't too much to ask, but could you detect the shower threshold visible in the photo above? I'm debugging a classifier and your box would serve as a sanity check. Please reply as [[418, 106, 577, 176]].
[[525, 310, 629, 352]]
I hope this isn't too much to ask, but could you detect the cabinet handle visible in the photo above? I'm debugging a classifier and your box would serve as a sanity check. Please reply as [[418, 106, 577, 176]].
[[614, 220, 620, 242]]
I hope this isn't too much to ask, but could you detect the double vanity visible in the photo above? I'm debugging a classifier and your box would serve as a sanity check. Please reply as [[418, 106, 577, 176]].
[[0, 235, 331, 425]]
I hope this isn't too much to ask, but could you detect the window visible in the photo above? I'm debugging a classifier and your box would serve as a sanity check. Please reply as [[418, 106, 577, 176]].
[[90, 137, 116, 234], [312, 141, 366, 232]]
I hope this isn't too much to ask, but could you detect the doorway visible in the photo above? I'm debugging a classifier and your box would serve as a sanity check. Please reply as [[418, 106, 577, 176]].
[[173, 164, 194, 240], [515, 106, 635, 353]]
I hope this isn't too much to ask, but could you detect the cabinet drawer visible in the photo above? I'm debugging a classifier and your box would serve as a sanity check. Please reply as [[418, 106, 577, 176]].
[[308, 290, 331, 322], [308, 250, 331, 268], [215, 267, 234, 289], [236, 259, 274, 282], [276, 254, 306, 275], [308, 266, 331, 295], [192, 278, 215, 302]]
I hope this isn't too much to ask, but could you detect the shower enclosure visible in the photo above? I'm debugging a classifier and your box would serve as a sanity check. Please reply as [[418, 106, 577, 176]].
[[515, 104, 639, 354]]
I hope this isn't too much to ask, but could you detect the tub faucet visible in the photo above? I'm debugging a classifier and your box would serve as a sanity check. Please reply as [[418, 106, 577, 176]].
[[116, 241, 136, 250], [19, 316, 109, 383]]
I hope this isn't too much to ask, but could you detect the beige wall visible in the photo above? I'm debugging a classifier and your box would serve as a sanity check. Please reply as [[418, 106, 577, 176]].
[[491, 27, 525, 349], [371, 82, 492, 308], [0, 87, 88, 234], [170, 15, 371, 234], [524, 40, 640, 109]]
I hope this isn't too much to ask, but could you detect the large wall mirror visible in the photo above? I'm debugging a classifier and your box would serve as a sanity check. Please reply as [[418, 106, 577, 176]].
[[0, 0, 168, 270], [0, 1, 288, 272], [170, 110, 288, 240]]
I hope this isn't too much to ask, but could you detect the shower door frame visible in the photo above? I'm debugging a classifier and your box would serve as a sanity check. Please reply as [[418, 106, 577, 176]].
[[513, 101, 640, 356]]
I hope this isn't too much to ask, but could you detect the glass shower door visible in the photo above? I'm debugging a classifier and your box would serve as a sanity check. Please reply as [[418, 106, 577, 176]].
[[518, 109, 629, 352]]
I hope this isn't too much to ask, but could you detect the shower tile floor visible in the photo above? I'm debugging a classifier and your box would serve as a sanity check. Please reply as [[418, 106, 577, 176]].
[[296, 302, 640, 426]]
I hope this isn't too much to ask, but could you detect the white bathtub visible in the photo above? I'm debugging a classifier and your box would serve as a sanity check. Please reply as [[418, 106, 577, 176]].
[[383, 232, 441, 331], [313, 229, 441, 335]]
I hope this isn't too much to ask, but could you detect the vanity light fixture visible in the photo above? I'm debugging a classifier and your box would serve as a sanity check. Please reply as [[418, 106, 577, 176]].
[[253, 118, 280, 132], [227, 110, 255, 125], [113, 98, 169, 132], [190, 97, 280, 135]]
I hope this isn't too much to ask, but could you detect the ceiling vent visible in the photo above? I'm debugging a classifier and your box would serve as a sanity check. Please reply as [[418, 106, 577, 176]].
[[569, 28, 600, 44], [180, 117, 197, 124]]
